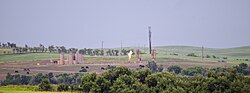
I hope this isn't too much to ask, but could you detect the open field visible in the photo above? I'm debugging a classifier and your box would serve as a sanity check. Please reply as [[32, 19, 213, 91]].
[[122, 46, 250, 58], [0, 53, 249, 81], [0, 53, 60, 63], [0, 46, 249, 81], [0, 85, 70, 93]]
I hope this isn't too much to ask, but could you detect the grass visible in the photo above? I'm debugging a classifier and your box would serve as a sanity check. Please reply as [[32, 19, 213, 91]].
[[0, 85, 70, 93], [0, 53, 60, 63], [0, 46, 249, 64], [154, 46, 250, 59]]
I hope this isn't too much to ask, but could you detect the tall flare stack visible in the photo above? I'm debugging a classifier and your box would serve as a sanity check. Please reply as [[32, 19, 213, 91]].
[[149, 26, 152, 54]]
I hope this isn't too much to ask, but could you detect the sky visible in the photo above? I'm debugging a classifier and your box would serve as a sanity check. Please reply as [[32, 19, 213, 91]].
[[0, 0, 250, 48]]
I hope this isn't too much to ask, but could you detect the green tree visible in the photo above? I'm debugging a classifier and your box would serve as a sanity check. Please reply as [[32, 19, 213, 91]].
[[167, 65, 182, 74], [57, 84, 69, 92], [81, 73, 97, 93], [37, 79, 52, 91], [93, 76, 111, 93], [133, 68, 152, 83]]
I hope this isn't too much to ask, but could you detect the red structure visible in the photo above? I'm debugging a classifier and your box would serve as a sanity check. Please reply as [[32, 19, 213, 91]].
[[59, 52, 65, 65], [136, 49, 141, 63], [151, 48, 156, 62]]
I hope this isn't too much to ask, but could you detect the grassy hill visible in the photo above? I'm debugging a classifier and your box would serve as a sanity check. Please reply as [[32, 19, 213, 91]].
[[0, 53, 60, 63], [154, 46, 250, 59], [120, 46, 250, 59], [0, 46, 249, 63]]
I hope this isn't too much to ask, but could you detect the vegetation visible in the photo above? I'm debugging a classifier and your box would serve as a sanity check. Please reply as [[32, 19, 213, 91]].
[[1, 63, 250, 92], [167, 65, 182, 74], [0, 85, 71, 93], [182, 66, 206, 76], [76, 66, 250, 93], [187, 53, 198, 57], [37, 79, 52, 91], [1, 73, 84, 86]]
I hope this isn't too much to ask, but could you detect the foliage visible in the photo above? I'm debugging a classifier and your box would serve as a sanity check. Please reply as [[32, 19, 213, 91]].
[[79, 67, 87, 72], [76, 65, 250, 93], [167, 65, 182, 74], [1, 73, 31, 86], [146, 61, 158, 72], [187, 53, 198, 57], [1, 63, 250, 93], [182, 66, 206, 76], [37, 79, 52, 91], [1, 73, 84, 86], [57, 84, 69, 92]]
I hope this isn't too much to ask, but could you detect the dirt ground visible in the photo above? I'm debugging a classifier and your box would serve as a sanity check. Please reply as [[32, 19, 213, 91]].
[[0, 58, 229, 81]]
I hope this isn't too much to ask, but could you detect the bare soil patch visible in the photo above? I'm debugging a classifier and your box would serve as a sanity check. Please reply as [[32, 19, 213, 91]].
[[0, 58, 229, 81]]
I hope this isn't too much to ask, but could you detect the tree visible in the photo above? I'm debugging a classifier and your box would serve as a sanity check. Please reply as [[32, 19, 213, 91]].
[[48, 45, 55, 53], [37, 79, 52, 91], [57, 84, 69, 92], [110, 75, 136, 93], [182, 67, 206, 76], [134, 68, 152, 83], [93, 76, 111, 93], [206, 55, 211, 58], [187, 53, 198, 57], [81, 73, 97, 93], [146, 61, 158, 72], [167, 65, 182, 74], [29, 73, 47, 85]]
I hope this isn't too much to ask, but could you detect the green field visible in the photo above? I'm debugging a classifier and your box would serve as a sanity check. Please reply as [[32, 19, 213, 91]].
[[0, 46, 249, 64], [125, 46, 250, 59], [155, 46, 250, 58], [0, 53, 60, 63], [0, 85, 70, 93]]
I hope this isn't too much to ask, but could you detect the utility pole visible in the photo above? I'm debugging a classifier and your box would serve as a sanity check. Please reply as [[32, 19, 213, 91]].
[[102, 41, 104, 51], [149, 26, 152, 54], [121, 40, 123, 50], [144, 44, 146, 54], [202, 46, 204, 60]]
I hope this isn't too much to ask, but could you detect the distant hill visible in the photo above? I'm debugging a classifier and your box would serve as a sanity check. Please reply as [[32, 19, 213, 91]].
[[119, 46, 250, 59], [156, 46, 250, 58]]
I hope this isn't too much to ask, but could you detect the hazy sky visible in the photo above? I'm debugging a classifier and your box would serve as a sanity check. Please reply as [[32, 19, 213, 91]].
[[1, 0, 250, 48]]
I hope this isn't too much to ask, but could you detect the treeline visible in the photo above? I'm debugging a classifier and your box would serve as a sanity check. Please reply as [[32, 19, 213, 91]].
[[0, 42, 136, 56], [77, 64, 250, 93], [1, 63, 250, 93], [0, 72, 84, 86], [78, 48, 135, 56], [168, 63, 250, 76], [0, 42, 48, 54]]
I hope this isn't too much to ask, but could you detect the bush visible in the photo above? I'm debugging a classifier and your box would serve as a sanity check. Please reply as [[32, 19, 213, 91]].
[[182, 67, 206, 76], [79, 68, 87, 72], [206, 55, 211, 58], [37, 79, 52, 91], [57, 84, 69, 92], [187, 53, 198, 57], [167, 65, 182, 74]]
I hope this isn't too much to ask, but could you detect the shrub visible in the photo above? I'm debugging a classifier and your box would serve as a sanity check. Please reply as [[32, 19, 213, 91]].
[[167, 65, 182, 74], [57, 84, 69, 92], [79, 68, 87, 72], [182, 67, 206, 76], [187, 53, 198, 57], [37, 79, 52, 91], [206, 55, 211, 58]]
